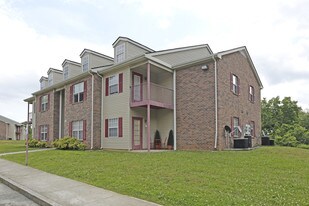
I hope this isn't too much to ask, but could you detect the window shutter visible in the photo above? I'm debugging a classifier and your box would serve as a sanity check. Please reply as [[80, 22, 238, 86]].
[[119, 73, 123, 93], [47, 94, 50, 110], [83, 120, 86, 141], [39, 96, 42, 112], [38, 126, 41, 140], [69, 122, 72, 137], [70, 85, 73, 104], [230, 73, 233, 92], [46, 125, 49, 142], [248, 85, 250, 101], [84, 81, 87, 100], [118, 117, 123, 137], [105, 78, 109, 96], [252, 87, 255, 102], [105, 119, 108, 137]]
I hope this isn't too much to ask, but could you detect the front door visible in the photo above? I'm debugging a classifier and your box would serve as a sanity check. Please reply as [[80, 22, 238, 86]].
[[132, 73, 143, 102], [132, 117, 143, 150]]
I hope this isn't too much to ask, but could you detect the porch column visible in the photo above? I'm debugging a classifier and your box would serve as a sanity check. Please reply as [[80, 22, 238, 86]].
[[147, 63, 151, 152]]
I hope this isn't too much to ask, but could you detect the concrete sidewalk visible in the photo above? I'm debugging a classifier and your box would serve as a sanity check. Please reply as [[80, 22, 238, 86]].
[[0, 158, 159, 206]]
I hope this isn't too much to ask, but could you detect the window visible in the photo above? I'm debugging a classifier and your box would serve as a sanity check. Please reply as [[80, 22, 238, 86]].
[[41, 95, 48, 112], [250, 121, 255, 137], [232, 117, 240, 138], [109, 75, 119, 94], [105, 73, 123, 96], [108, 118, 118, 137], [231, 74, 240, 95], [73, 82, 84, 103], [105, 118, 122, 138], [63, 66, 69, 80], [48, 73, 53, 86], [116, 44, 125, 63], [40, 125, 48, 141], [72, 120, 84, 140], [82, 55, 89, 72], [249, 85, 255, 102]]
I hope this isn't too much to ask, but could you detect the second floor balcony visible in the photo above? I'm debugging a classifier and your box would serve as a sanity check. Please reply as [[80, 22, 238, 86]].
[[130, 82, 173, 109]]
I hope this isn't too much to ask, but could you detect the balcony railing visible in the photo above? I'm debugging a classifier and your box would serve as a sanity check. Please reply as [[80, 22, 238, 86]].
[[130, 82, 173, 109]]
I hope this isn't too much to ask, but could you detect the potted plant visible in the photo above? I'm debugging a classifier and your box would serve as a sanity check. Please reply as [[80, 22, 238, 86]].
[[154, 130, 161, 149], [167, 130, 174, 150]]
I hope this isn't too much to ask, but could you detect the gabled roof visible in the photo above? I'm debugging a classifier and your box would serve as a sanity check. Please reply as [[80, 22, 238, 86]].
[[39, 76, 48, 82], [112, 36, 155, 52], [216, 46, 263, 89], [79, 49, 114, 61], [0, 115, 21, 125], [47, 68, 63, 75], [61, 59, 81, 67], [148, 44, 213, 67]]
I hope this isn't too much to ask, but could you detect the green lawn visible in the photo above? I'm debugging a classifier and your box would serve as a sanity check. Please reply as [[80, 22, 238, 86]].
[[0, 140, 33, 154], [2, 147, 309, 205]]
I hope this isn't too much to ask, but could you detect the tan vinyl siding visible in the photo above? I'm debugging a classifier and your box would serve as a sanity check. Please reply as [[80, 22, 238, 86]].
[[102, 68, 131, 149], [154, 47, 211, 67], [67, 64, 82, 79], [89, 54, 113, 68], [156, 109, 174, 146], [53, 72, 63, 85], [126, 42, 150, 59]]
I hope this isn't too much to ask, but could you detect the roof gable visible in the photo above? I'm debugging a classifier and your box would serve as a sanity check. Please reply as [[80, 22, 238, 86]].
[[112, 36, 154, 52]]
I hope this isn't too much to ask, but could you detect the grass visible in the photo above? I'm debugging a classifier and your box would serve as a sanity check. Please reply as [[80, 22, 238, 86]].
[[1, 147, 309, 205], [0, 140, 35, 154]]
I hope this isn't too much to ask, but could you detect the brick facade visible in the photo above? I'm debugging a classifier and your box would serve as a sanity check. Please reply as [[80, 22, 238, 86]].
[[176, 51, 261, 150], [0, 121, 6, 140], [176, 63, 216, 150]]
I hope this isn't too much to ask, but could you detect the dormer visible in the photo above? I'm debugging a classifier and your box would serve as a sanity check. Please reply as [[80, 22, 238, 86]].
[[40, 76, 48, 90], [47, 68, 63, 86], [112, 37, 155, 63], [62, 59, 82, 80], [79, 49, 114, 72]]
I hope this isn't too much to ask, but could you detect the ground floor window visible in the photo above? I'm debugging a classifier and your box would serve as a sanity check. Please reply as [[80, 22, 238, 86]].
[[250, 121, 255, 137], [232, 117, 240, 138], [40, 125, 48, 141], [72, 120, 84, 140], [105, 117, 123, 138]]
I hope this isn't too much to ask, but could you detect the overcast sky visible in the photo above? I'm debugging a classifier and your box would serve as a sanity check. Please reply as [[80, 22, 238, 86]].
[[0, 0, 308, 122]]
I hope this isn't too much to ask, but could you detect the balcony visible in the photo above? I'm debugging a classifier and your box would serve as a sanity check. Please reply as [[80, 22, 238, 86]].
[[130, 82, 173, 109]]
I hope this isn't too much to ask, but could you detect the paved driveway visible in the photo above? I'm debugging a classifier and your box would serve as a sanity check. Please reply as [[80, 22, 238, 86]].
[[0, 183, 38, 206]]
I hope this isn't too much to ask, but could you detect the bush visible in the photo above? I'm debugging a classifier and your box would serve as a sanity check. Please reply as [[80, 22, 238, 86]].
[[28, 139, 48, 148], [52, 137, 86, 150], [275, 134, 298, 147], [297, 144, 309, 149]]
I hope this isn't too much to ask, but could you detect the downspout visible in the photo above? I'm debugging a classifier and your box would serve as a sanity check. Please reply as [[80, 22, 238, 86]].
[[213, 55, 218, 150], [173, 70, 177, 150], [96, 71, 104, 149], [59, 90, 62, 139], [88, 70, 94, 149]]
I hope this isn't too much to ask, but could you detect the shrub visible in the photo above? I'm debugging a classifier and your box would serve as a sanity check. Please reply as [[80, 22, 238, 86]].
[[167, 130, 174, 147], [28, 139, 38, 147], [36, 141, 47, 148], [297, 144, 309, 149], [275, 134, 298, 147], [52, 137, 86, 150]]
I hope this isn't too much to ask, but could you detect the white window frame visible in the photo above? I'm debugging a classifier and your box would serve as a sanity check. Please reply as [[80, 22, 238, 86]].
[[41, 95, 48, 112], [250, 121, 255, 137], [72, 120, 83, 140], [249, 85, 254, 102], [73, 82, 84, 103], [63, 66, 69, 80], [40, 125, 48, 141], [115, 44, 125, 63], [232, 74, 239, 95], [108, 118, 118, 137], [82, 55, 89, 72], [109, 75, 119, 95], [233, 117, 240, 138]]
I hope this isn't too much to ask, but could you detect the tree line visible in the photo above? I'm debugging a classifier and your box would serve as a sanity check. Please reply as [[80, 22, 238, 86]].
[[262, 96, 309, 148]]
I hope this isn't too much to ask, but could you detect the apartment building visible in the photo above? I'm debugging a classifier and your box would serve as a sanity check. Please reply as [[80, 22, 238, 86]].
[[24, 36, 263, 150], [0, 115, 25, 140]]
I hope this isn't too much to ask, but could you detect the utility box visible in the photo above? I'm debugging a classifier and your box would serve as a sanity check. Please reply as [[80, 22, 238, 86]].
[[262, 136, 270, 145], [244, 135, 252, 147], [234, 138, 249, 148]]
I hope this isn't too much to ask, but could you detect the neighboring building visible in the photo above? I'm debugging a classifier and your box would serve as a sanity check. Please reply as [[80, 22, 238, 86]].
[[0, 115, 26, 140], [24, 36, 263, 150]]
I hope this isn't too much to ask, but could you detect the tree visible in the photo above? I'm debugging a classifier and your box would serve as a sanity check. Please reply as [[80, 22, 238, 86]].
[[262, 96, 309, 147]]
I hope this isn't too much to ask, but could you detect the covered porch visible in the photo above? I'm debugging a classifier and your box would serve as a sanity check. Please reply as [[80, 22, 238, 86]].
[[130, 62, 175, 151]]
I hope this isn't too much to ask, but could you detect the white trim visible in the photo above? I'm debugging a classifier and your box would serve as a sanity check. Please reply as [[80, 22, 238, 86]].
[[62, 59, 81, 67], [80, 49, 114, 60], [112, 37, 154, 52], [150, 44, 212, 56]]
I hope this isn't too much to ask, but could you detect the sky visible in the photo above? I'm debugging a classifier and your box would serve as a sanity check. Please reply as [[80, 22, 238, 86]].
[[0, 0, 308, 122]]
